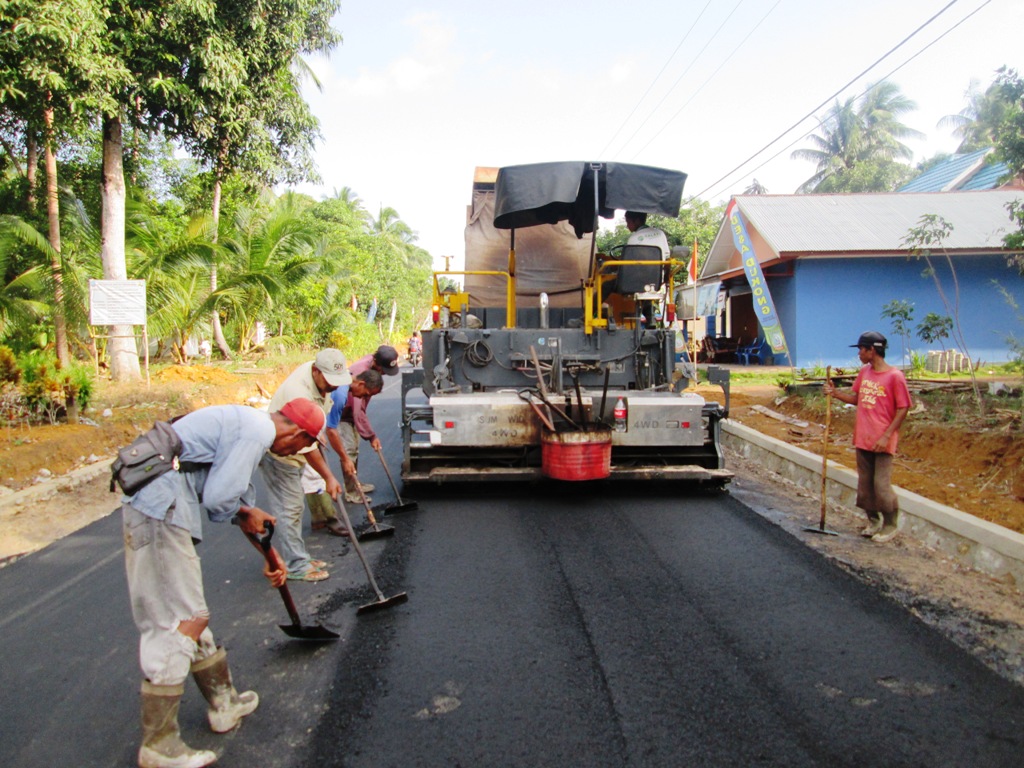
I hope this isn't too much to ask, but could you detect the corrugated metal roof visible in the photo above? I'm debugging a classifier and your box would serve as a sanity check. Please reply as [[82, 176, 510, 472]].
[[898, 148, 993, 192], [960, 161, 1011, 190], [701, 189, 1023, 279]]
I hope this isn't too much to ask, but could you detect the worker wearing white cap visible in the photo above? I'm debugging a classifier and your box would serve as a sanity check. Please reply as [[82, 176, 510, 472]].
[[259, 348, 351, 582]]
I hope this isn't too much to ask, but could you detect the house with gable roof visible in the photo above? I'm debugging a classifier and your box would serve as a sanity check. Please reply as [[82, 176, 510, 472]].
[[898, 147, 1016, 193], [696, 189, 1024, 369]]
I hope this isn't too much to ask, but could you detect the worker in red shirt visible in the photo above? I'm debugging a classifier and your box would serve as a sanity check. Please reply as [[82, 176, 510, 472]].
[[339, 346, 399, 504], [825, 331, 911, 543]]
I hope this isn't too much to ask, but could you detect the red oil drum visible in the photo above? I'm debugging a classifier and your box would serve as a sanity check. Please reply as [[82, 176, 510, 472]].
[[541, 428, 612, 481]]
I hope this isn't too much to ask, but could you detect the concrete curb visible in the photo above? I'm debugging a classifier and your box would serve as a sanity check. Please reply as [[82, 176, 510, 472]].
[[722, 419, 1024, 586], [0, 458, 115, 514]]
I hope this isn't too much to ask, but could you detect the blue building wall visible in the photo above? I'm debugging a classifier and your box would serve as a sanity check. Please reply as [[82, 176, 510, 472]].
[[788, 255, 1023, 369]]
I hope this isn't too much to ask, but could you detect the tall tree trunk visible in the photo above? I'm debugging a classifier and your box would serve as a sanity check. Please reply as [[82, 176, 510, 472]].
[[42, 103, 69, 367], [101, 113, 141, 382], [209, 159, 232, 360], [26, 127, 37, 213]]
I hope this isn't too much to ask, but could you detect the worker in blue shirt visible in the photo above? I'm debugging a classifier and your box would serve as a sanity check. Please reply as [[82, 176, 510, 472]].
[[303, 369, 383, 536], [121, 399, 326, 768]]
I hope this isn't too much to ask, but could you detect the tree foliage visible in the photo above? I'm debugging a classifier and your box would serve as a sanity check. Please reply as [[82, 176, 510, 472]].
[[880, 299, 914, 365], [0, 1, 432, 375], [902, 215, 984, 414], [792, 81, 922, 193], [597, 199, 725, 279], [939, 70, 1019, 154]]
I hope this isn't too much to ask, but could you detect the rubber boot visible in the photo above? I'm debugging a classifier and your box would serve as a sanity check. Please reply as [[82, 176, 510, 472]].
[[191, 647, 259, 733], [138, 681, 217, 768], [872, 510, 900, 543], [860, 510, 883, 538]]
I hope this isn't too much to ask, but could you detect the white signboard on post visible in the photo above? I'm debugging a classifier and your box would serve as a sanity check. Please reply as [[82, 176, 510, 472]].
[[89, 279, 147, 326]]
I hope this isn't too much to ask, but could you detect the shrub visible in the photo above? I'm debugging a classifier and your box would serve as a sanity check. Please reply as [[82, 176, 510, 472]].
[[0, 345, 19, 385], [17, 351, 95, 424]]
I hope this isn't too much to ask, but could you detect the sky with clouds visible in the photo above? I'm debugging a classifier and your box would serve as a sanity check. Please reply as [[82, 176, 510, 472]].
[[295, 0, 1024, 268]]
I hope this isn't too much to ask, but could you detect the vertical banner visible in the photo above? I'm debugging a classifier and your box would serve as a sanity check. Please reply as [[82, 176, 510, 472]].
[[688, 238, 698, 284], [726, 199, 789, 357]]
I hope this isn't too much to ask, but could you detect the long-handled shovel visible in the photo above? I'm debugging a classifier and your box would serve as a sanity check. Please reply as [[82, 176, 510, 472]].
[[331, 496, 408, 615], [237, 521, 339, 641], [517, 389, 556, 432], [373, 444, 419, 514], [804, 366, 839, 537], [529, 345, 581, 431], [353, 478, 395, 541]]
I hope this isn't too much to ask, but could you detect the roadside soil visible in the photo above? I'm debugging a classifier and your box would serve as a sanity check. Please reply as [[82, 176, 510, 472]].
[[2, 365, 1023, 685], [0, 363, 292, 561]]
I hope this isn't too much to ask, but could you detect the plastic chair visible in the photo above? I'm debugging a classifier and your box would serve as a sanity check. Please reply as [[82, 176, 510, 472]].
[[737, 338, 774, 365]]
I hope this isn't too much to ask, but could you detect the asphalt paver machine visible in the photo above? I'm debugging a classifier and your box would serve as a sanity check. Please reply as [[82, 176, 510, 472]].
[[400, 161, 732, 485]]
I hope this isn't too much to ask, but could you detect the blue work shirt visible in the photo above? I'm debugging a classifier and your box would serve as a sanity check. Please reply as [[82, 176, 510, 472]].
[[325, 385, 350, 430], [124, 405, 276, 541]]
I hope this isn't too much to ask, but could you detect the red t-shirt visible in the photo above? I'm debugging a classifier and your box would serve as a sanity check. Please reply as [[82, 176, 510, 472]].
[[851, 365, 911, 454]]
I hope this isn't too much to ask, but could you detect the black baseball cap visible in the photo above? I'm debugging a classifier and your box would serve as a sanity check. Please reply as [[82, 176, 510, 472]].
[[850, 331, 887, 351], [373, 345, 400, 375]]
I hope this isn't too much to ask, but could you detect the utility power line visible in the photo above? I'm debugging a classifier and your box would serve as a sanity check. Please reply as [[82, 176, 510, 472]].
[[605, 0, 747, 159], [692, 0, 981, 202], [598, 0, 715, 158], [628, 0, 783, 161]]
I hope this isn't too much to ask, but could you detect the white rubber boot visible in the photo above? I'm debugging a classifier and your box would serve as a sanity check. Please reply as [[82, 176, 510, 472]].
[[191, 648, 259, 733], [138, 681, 217, 768], [860, 511, 884, 538]]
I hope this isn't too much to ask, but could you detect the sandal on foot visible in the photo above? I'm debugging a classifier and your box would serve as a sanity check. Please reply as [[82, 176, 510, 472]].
[[309, 559, 327, 569], [287, 567, 329, 582]]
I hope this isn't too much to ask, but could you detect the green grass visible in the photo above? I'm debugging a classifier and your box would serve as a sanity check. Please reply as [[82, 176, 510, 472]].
[[702, 368, 785, 387]]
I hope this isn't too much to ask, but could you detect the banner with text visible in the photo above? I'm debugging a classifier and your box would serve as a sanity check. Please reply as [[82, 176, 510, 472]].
[[725, 200, 789, 357]]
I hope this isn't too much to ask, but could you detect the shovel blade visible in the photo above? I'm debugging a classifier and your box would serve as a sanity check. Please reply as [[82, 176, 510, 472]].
[[357, 524, 395, 541], [279, 622, 340, 641], [380, 501, 419, 514], [357, 591, 409, 615]]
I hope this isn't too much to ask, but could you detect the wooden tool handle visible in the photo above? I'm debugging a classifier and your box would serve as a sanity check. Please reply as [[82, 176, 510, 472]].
[[238, 521, 302, 626], [818, 366, 832, 529]]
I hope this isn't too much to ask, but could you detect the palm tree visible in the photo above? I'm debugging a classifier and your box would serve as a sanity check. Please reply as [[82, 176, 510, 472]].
[[938, 74, 1020, 154], [791, 96, 863, 192], [126, 201, 219, 362], [213, 192, 322, 353], [316, 187, 372, 231], [0, 217, 48, 338], [858, 81, 922, 161], [0, 200, 103, 357], [372, 205, 417, 244], [792, 81, 920, 193]]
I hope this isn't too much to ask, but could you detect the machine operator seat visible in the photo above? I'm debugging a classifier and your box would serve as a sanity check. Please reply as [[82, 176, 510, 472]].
[[610, 243, 666, 295]]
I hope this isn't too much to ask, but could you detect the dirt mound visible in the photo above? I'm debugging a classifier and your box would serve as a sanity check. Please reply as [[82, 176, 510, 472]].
[[152, 365, 242, 385]]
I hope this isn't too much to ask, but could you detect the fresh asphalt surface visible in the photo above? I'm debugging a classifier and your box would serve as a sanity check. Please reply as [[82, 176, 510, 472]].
[[1, 372, 1022, 767]]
